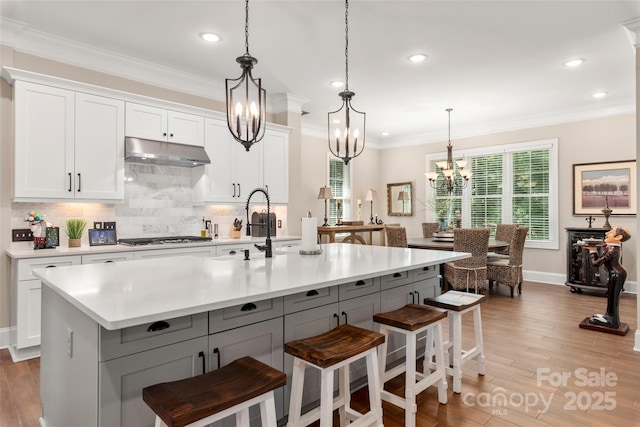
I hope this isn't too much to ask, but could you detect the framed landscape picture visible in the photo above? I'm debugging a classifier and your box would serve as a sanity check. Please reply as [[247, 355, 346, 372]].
[[573, 160, 636, 216]]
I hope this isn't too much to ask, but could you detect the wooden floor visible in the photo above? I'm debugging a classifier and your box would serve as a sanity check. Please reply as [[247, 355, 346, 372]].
[[1, 281, 639, 427]]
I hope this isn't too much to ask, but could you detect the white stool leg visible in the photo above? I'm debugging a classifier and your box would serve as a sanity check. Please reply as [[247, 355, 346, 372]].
[[422, 324, 434, 373], [451, 311, 463, 393], [287, 358, 305, 427], [235, 407, 250, 427], [433, 322, 448, 404], [473, 306, 486, 375], [377, 324, 390, 384], [319, 366, 335, 427], [258, 392, 278, 427], [338, 365, 349, 424], [404, 331, 417, 427], [365, 349, 384, 427], [154, 416, 167, 427]]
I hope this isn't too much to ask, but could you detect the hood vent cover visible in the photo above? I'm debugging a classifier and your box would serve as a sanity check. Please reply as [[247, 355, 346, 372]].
[[124, 137, 211, 167]]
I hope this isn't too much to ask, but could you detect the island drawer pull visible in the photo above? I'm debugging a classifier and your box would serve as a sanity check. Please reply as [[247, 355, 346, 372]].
[[241, 303, 257, 311], [147, 321, 170, 332], [306, 290, 319, 297], [228, 250, 237, 255], [213, 348, 221, 369], [341, 311, 348, 324], [355, 280, 366, 286], [333, 313, 340, 326], [393, 272, 402, 278], [409, 291, 415, 304], [46, 265, 57, 268]]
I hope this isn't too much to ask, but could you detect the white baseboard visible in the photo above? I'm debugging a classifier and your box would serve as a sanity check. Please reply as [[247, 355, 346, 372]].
[[0, 327, 10, 350], [635, 329, 640, 352], [523, 270, 637, 294]]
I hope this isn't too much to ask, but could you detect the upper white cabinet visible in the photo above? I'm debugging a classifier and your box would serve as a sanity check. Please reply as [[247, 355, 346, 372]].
[[125, 102, 204, 147], [193, 117, 289, 204], [13, 81, 124, 201]]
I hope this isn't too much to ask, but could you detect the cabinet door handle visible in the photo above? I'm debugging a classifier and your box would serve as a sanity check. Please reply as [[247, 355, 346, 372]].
[[355, 280, 366, 286], [77, 173, 81, 192], [409, 291, 415, 304], [170, 133, 174, 138], [341, 311, 348, 324], [237, 183, 241, 198], [163, 132, 167, 137], [232, 183, 236, 198], [415, 291, 420, 304], [68, 173, 72, 192], [147, 320, 170, 332], [213, 348, 221, 370], [333, 313, 340, 326], [241, 302, 257, 311], [306, 290, 319, 297], [198, 351, 205, 374], [393, 272, 402, 278]]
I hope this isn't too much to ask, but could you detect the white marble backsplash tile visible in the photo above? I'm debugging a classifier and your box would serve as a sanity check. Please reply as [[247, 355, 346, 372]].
[[11, 164, 288, 245]]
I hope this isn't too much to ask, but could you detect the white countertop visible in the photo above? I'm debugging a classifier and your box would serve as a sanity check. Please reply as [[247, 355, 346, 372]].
[[34, 243, 469, 330], [6, 235, 300, 259]]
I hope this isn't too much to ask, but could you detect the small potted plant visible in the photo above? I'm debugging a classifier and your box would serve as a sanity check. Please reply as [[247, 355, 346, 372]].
[[64, 218, 87, 247]]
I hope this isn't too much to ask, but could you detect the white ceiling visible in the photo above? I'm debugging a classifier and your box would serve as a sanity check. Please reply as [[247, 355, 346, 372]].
[[1, 1, 638, 148]]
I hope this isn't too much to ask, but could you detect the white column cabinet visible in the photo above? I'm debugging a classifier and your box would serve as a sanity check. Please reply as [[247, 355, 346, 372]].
[[13, 81, 124, 201], [193, 117, 288, 204], [125, 102, 204, 146]]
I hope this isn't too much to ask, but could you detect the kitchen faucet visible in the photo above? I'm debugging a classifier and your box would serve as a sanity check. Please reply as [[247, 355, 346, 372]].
[[245, 187, 272, 258]]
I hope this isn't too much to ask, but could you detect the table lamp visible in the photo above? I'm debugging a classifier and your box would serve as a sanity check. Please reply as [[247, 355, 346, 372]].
[[317, 186, 333, 226], [365, 189, 377, 224]]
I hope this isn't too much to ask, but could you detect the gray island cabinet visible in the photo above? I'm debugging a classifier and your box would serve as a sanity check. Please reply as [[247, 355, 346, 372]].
[[35, 243, 468, 427]]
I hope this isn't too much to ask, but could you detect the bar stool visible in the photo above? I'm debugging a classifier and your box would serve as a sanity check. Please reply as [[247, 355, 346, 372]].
[[373, 304, 448, 427], [284, 324, 385, 427], [142, 356, 286, 427], [423, 290, 485, 393]]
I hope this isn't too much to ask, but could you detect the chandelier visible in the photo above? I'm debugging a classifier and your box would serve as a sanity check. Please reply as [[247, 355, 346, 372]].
[[327, 0, 366, 165], [425, 108, 472, 194], [225, 0, 266, 151]]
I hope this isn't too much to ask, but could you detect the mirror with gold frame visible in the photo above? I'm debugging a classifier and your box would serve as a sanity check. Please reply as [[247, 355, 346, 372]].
[[387, 182, 413, 216]]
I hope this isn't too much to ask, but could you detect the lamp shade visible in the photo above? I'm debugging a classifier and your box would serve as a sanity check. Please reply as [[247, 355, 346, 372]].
[[317, 186, 333, 199], [398, 191, 410, 201], [365, 189, 377, 202]]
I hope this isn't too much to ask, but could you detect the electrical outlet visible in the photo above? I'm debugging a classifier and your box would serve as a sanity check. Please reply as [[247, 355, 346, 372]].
[[93, 222, 103, 229], [103, 222, 116, 230], [278, 220, 282, 229], [66, 327, 73, 358], [12, 229, 34, 242]]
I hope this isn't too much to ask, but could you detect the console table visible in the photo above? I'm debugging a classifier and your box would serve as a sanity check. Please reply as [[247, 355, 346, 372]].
[[317, 224, 386, 246], [565, 227, 610, 293]]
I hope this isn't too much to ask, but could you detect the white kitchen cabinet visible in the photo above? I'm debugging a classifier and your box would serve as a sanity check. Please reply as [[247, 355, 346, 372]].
[[10, 255, 81, 361], [125, 102, 204, 146], [133, 246, 214, 260], [193, 117, 289, 204], [263, 128, 289, 203], [99, 336, 208, 427], [209, 317, 284, 425], [13, 81, 124, 201], [82, 252, 135, 264]]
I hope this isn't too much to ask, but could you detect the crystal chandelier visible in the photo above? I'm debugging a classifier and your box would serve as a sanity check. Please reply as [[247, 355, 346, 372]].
[[327, 0, 366, 165], [425, 108, 472, 194], [225, 0, 266, 151]]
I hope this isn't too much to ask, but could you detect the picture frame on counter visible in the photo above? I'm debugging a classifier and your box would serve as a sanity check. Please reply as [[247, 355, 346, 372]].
[[89, 229, 118, 246]]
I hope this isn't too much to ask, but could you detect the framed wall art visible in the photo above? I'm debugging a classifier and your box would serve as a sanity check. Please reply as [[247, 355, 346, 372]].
[[573, 160, 636, 216]]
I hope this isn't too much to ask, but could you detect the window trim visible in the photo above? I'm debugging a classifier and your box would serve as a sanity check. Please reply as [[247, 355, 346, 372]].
[[426, 138, 558, 250], [326, 154, 352, 224]]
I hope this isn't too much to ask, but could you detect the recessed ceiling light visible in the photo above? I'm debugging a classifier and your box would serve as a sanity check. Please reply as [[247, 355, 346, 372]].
[[564, 58, 584, 67], [381, 132, 390, 136], [592, 92, 608, 98], [331, 81, 344, 88], [200, 32, 221, 42], [408, 54, 427, 63]]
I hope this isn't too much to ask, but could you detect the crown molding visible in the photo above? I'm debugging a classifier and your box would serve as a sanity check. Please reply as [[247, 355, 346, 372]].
[[622, 17, 640, 49], [270, 93, 309, 115]]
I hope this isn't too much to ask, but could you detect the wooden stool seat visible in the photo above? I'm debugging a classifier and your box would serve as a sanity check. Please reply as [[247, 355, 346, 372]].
[[424, 290, 486, 394], [285, 324, 385, 427], [374, 304, 448, 427], [143, 356, 285, 427]]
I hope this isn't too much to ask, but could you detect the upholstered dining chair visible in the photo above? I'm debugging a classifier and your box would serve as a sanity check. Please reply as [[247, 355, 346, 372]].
[[443, 228, 490, 293], [422, 222, 440, 237], [493, 223, 518, 256], [385, 225, 408, 248], [487, 226, 528, 297]]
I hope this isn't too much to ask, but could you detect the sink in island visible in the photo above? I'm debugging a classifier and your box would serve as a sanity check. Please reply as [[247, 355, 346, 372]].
[[35, 243, 469, 427]]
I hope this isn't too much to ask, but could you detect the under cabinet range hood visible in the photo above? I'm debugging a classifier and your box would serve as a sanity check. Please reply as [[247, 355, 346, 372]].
[[124, 137, 211, 167]]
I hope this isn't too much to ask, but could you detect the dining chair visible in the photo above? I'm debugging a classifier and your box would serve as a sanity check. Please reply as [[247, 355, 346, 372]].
[[494, 223, 518, 256], [385, 226, 408, 248], [487, 226, 528, 297], [421, 222, 440, 237], [443, 228, 490, 293]]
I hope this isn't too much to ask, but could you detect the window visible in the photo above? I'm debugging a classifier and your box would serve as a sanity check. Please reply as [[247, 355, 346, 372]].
[[328, 158, 351, 225], [427, 139, 558, 249]]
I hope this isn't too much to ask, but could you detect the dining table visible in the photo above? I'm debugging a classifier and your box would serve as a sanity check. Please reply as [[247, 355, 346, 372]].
[[407, 237, 509, 252]]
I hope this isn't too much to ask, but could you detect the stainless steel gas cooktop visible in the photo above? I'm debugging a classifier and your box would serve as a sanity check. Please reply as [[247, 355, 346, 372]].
[[118, 236, 212, 246]]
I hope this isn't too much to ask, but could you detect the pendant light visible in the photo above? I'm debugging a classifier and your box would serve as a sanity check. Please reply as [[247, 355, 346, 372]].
[[225, 0, 266, 151], [328, 0, 366, 165], [425, 108, 472, 194]]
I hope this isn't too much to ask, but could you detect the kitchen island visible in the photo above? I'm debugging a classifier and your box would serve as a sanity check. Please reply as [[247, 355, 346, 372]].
[[35, 243, 469, 427]]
